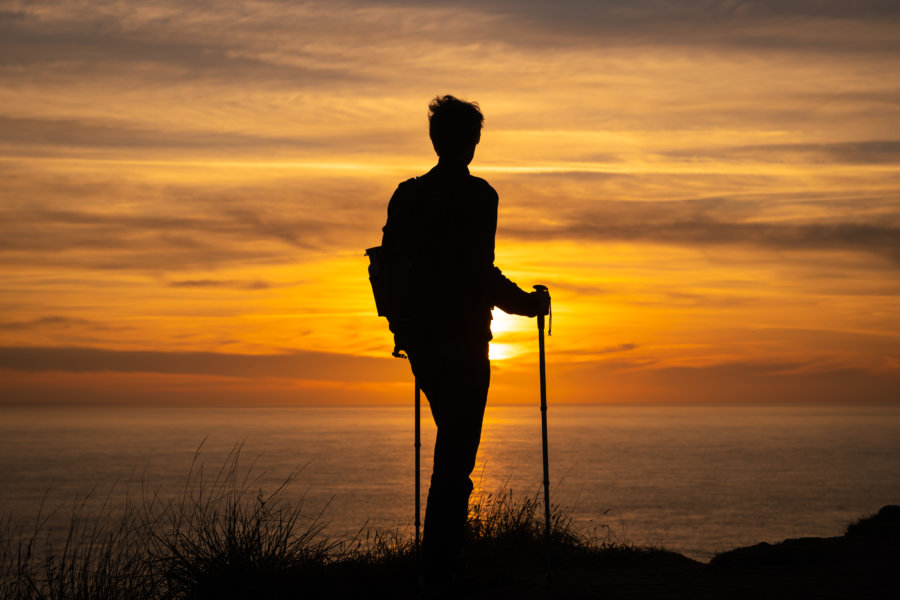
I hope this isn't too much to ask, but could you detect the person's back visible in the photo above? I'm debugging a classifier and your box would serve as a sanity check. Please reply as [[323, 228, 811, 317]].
[[384, 160, 526, 357], [380, 95, 548, 586]]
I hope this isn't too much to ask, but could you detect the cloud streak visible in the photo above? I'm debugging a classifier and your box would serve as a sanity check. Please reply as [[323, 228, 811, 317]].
[[168, 279, 277, 290], [0, 316, 96, 331], [0, 201, 367, 270], [0, 345, 406, 382], [662, 140, 900, 165], [0, 116, 335, 153], [502, 198, 900, 264], [1, 0, 898, 404]]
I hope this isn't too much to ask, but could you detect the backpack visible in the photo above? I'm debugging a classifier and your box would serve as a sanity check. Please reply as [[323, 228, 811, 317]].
[[366, 178, 430, 357], [364, 245, 390, 319]]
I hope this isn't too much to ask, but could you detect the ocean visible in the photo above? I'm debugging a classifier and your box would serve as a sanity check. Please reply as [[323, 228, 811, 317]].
[[1, 404, 899, 561]]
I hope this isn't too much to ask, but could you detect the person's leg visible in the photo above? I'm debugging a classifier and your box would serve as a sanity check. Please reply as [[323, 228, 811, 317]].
[[411, 354, 490, 578]]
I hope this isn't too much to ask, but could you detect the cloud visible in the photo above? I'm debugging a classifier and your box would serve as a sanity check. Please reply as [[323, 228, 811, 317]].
[[168, 279, 275, 290], [0, 5, 361, 87], [0, 345, 407, 382], [662, 140, 900, 165], [0, 155, 399, 277], [557, 357, 900, 403], [1, 0, 898, 409], [0, 316, 90, 330], [4, 1, 897, 101], [491, 352, 899, 403], [500, 193, 900, 264], [0, 200, 369, 270], [403, 0, 900, 22], [0, 115, 332, 152], [0, 114, 423, 160], [540, 281, 610, 297], [577, 343, 639, 358], [368, 0, 900, 55]]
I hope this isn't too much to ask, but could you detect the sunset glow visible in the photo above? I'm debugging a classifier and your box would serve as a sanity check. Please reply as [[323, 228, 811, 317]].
[[2, 1, 898, 405]]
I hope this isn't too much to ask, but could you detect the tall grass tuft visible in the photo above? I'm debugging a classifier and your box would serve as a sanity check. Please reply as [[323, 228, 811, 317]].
[[0, 444, 341, 600], [1, 446, 622, 599], [468, 487, 588, 550], [0, 491, 159, 600], [144, 444, 340, 599]]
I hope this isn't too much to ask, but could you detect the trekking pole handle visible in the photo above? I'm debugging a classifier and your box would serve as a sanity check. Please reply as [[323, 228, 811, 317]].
[[533, 285, 551, 336]]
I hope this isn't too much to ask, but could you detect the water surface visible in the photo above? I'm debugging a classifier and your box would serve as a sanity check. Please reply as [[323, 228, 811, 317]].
[[2, 404, 898, 560]]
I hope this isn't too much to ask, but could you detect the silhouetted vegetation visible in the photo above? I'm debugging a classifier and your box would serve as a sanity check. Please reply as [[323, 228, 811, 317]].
[[0, 447, 608, 599], [2, 448, 895, 599]]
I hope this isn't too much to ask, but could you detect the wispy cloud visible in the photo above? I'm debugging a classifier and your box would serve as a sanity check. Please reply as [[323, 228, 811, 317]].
[[168, 279, 276, 290], [0, 197, 371, 270], [501, 193, 900, 265], [0, 316, 94, 330], [0, 115, 336, 153], [662, 140, 900, 165], [1, 0, 898, 404], [0, 345, 404, 382], [510, 218, 900, 264]]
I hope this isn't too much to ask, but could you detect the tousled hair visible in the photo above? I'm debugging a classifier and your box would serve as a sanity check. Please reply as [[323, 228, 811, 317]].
[[428, 95, 484, 157]]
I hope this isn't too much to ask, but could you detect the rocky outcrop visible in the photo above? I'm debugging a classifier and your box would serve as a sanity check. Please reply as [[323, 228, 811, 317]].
[[705, 505, 899, 599]]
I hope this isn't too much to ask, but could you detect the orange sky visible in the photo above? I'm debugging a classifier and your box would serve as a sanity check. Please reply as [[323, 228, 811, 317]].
[[1, 1, 899, 405]]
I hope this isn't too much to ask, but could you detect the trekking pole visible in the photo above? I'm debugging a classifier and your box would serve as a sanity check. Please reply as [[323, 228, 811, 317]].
[[414, 380, 422, 572], [533, 284, 552, 583]]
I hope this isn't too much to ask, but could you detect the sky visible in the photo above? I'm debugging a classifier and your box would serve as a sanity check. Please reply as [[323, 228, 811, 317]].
[[1, 0, 899, 405]]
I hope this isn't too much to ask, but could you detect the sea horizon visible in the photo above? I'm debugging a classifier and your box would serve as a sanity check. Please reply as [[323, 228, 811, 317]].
[[3, 403, 898, 562]]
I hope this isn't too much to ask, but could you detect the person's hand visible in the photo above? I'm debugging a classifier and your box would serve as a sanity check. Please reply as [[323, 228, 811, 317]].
[[530, 289, 550, 317], [389, 319, 412, 358]]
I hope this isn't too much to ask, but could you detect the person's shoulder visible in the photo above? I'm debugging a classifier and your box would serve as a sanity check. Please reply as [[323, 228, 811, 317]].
[[387, 177, 423, 217], [390, 176, 423, 200], [467, 174, 499, 202], [395, 176, 421, 192]]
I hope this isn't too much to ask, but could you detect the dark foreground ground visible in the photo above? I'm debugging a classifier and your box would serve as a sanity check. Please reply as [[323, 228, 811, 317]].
[[3, 488, 897, 599], [214, 506, 900, 599]]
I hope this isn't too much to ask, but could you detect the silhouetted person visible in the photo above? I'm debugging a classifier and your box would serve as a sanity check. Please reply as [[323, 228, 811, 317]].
[[381, 95, 549, 585]]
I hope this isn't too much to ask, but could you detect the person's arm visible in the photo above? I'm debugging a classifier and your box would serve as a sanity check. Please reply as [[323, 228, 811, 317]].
[[481, 185, 545, 317], [491, 267, 541, 317]]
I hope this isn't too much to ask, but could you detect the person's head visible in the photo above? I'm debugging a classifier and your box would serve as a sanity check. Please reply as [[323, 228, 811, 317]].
[[428, 95, 483, 164]]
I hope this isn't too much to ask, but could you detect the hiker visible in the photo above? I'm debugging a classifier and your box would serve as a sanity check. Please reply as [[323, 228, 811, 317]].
[[380, 95, 550, 583]]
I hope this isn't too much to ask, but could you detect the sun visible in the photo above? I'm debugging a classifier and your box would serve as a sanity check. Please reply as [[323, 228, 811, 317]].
[[489, 309, 531, 361]]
